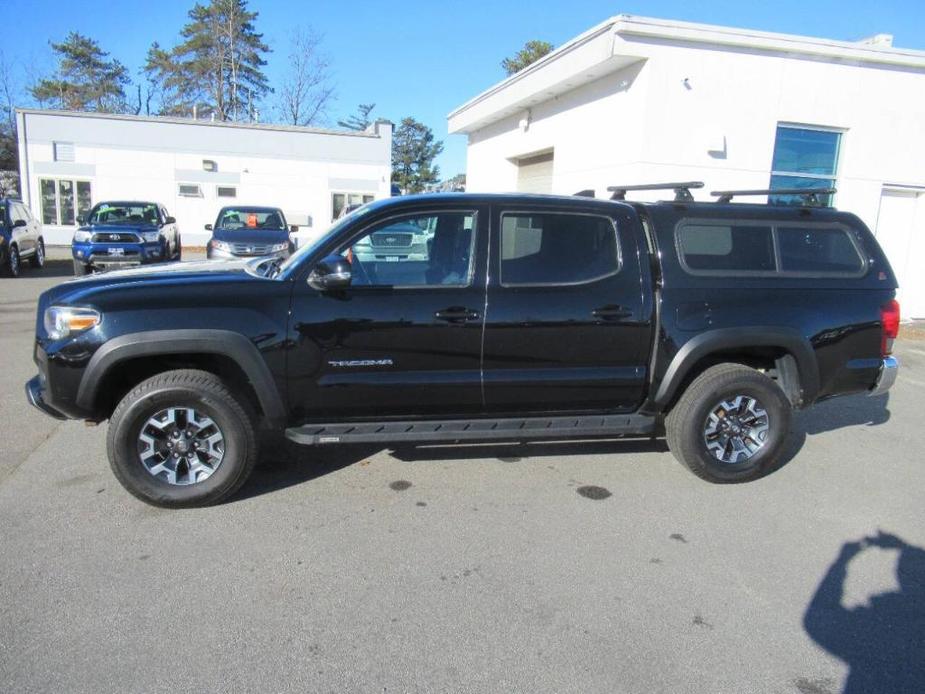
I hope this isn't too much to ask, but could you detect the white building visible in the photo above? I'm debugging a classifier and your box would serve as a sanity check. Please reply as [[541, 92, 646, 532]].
[[16, 109, 393, 247], [448, 16, 925, 317]]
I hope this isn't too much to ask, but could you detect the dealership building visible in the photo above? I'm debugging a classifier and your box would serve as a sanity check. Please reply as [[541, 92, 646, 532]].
[[449, 15, 925, 317], [15, 109, 393, 248]]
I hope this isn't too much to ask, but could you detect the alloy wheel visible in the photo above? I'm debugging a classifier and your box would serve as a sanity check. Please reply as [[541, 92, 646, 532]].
[[137, 407, 225, 485], [703, 395, 770, 464]]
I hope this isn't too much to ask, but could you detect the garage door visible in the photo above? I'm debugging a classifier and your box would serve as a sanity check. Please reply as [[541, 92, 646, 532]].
[[875, 188, 925, 319], [516, 151, 554, 194]]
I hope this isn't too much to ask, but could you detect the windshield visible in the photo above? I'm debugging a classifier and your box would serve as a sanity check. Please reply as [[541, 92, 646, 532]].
[[217, 208, 286, 231], [88, 202, 159, 226]]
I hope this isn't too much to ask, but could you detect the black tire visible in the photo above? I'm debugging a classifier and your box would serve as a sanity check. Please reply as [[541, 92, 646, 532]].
[[73, 259, 89, 276], [30, 238, 46, 269], [174, 237, 182, 261], [107, 369, 259, 508], [3, 244, 21, 277], [665, 363, 792, 483]]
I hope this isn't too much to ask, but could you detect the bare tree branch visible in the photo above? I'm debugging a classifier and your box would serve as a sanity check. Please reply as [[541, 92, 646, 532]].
[[277, 28, 336, 126]]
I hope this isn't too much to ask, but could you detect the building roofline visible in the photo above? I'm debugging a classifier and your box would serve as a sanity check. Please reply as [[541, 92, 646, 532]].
[[448, 14, 925, 129], [16, 108, 383, 138]]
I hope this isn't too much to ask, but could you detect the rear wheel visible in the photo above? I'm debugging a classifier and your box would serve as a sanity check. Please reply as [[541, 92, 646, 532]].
[[666, 363, 791, 483], [174, 236, 182, 261], [107, 369, 258, 507], [3, 244, 21, 277], [73, 259, 89, 276], [30, 238, 45, 269]]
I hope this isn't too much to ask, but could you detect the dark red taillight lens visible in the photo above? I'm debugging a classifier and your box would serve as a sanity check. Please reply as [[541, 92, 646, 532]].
[[880, 299, 900, 356]]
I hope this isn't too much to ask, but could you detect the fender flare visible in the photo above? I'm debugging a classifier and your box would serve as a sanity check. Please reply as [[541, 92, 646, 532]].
[[652, 326, 819, 409], [76, 329, 286, 425]]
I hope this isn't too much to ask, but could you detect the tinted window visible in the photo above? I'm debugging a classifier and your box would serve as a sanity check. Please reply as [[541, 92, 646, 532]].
[[678, 223, 775, 273], [217, 208, 286, 230], [778, 227, 863, 274], [89, 203, 160, 226], [342, 212, 475, 287], [500, 213, 619, 285]]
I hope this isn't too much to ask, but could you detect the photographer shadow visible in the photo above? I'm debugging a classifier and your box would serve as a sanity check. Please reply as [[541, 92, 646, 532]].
[[804, 532, 925, 693]]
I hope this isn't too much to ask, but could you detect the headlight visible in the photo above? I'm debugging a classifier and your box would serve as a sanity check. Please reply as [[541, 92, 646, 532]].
[[210, 239, 233, 252], [270, 242, 289, 252], [141, 231, 161, 243], [43, 306, 101, 341], [73, 230, 91, 243]]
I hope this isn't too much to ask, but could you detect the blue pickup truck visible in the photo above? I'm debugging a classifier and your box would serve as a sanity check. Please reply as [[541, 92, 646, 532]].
[[72, 201, 181, 275]]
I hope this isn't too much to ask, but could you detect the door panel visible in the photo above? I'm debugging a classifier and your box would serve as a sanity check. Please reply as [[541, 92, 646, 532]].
[[482, 206, 653, 414], [875, 189, 925, 318], [287, 207, 488, 423]]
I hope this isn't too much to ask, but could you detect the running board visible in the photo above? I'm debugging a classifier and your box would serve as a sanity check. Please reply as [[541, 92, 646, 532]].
[[285, 413, 656, 446]]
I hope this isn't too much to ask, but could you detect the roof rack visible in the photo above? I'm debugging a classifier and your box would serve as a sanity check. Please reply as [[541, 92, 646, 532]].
[[711, 187, 836, 206], [607, 181, 704, 203]]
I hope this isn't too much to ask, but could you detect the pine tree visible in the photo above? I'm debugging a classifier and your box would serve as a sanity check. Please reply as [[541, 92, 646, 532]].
[[31, 32, 129, 112], [391, 117, 444, 194], [338, 103, 375, 131], [501, 40, 554, 76]]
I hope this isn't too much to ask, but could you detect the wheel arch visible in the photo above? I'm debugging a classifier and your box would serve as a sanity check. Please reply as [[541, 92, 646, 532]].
[[652, 327, 819, 411], [77, 330, 286, 427]]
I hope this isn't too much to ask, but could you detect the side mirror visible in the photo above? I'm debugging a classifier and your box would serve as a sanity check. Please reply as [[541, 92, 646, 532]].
[[12, 219, 27, 228], [290, 224, 299, 233], [308, 254, 352, 291], [204, 223, 213, 231], [164, 216, 176, 225], [76, 214, 86, 225]]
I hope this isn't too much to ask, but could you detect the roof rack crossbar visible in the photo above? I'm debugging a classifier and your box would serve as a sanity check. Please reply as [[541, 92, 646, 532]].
[[710, 187, 836, 205], [606, 181, 704, 203]]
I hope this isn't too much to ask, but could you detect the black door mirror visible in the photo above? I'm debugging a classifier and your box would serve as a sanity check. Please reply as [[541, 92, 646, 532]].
[[204, 223, 213, 231], [164, 216, 176, 225], [308, 254, 352, 290], [12, 219, 27, 228], [76, 214, 86, 225], [290, 224, 299, 233]]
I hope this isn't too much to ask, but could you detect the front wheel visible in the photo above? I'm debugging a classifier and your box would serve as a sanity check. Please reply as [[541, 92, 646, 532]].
[[3, 244, 21, 277], [666, 363, 792, 483], [73, 259, 89, 276], [107, 369, 259, 507], [30, 238, 46, 269]]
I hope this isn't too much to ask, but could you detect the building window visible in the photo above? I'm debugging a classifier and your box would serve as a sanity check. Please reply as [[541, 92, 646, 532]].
[[53, 141, 75, 162], [332, 192, 375, 221], [178, 183, 203, 197], [216, 186, 237, 198], [769, 125, 841, 206], [39, 178, 91, 226]]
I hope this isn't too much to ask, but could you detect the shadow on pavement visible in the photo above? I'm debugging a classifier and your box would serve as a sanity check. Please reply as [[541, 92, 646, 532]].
[[804, 531, 925, 694]]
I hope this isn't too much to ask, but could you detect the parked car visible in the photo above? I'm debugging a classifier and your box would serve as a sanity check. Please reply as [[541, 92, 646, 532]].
[[206, 206, 296, 260], [27, 185, 900, 507], [72, 201, 181, 275], [1, 197, 45, 277]]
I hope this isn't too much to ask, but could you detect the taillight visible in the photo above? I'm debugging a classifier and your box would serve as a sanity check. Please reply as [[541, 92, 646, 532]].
[[880, 299, 900, 356]]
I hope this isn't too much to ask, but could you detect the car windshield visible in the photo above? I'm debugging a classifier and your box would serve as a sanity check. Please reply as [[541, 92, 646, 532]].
[[217, 208, 286, 231], [89, 203, 159, 226]]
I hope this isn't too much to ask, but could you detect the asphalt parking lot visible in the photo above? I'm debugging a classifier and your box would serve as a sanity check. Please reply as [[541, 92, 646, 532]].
[[2, 260, 924, 694]]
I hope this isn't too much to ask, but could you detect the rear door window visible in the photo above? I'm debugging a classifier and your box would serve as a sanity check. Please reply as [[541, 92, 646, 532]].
[[777, 226, 863, 274], [677, 223, 775, 273], [500, 212, 620, 286]]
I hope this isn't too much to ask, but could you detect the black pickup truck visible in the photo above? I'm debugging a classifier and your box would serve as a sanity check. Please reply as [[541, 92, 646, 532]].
[[26, 185, 900, 507]]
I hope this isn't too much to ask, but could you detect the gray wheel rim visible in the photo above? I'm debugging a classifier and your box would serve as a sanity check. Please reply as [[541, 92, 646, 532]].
[[10, 248, 18, 275], [36, 243, 44, 266], [137, 407, 225, 485], [703, 395, 770, 464]]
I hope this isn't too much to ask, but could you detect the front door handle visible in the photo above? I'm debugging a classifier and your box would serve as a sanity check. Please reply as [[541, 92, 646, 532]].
[[435, 306, 480, 323], [592, 304, 634, 321]]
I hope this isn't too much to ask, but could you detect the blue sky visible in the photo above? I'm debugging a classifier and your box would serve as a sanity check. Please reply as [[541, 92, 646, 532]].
[[5, 0, 925, 177]]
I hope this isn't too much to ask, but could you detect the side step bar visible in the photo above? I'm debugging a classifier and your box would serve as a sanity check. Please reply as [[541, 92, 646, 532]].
[[285, 413, 656, 446]]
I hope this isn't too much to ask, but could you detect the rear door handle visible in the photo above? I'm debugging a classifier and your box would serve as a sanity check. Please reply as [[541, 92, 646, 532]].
[[435, 306, 480, 323], [592, 305, 634, 321]]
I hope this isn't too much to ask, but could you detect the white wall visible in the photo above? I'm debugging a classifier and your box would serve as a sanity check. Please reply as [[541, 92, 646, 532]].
[[18, 111, 392, 246], [463, 36, 925, 232]]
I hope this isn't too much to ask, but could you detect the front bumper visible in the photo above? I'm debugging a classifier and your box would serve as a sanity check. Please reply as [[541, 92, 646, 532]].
[[869, 356, 899, 397], [73, 241, 167, 269], [25, 375, 67, 420], [207, 246, 290, 261]]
